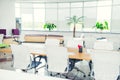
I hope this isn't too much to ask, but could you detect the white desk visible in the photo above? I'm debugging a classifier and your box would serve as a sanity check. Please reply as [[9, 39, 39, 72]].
[[0, 69, 69, 80]]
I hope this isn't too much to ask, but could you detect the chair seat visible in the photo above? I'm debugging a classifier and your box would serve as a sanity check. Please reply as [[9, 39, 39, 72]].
[[28, 61, 42, 69]]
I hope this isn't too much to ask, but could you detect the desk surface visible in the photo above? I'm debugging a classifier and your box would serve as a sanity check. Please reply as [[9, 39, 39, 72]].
[[0, 47, 12, 53], [0, 47, 91, 60]]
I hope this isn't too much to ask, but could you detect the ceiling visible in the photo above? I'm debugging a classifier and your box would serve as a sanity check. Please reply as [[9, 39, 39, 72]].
[[15, 0, 110, 3]]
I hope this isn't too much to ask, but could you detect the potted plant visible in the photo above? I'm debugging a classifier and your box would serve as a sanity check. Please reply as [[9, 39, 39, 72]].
[[43, 23, 57, 31], [93, 21, 109, 31], [67, 15, 84, 37]]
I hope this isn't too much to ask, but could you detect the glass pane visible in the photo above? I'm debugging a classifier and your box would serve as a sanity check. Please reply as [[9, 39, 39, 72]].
[[21, 3, 33, 8], [45, 8, 57, 31], [15, 3, 20, 7], [45, 8, 57, 21], [84, 1, 97, 7], [58, 9, 70, 31], [21, 8, 33, 14], [45, 3, 57, 8], [71, 2, 83, 7], [97, 0, 112, 6], [70, 24, 83, 31], [83, 7, 97, 31], [58, 3, 70, 8], [15, 8, 21, 17], [111, 6, 120, 33], [97, 6, 111, 21], [21, 14, 33, 30], [71, 8, 82, 17], [113, 0, 120, 5], [33, 4, 45, 8], [57, 20, 69, 31], [96, 6, 111, 32], [34, 9, 45, 30], [58, 9, 70, 20]]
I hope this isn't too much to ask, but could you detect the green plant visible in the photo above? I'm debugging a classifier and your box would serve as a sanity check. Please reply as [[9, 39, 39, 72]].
[[67, 15, 84, 37], [93, 21, 109, 31], [44, 23, 57, 31]]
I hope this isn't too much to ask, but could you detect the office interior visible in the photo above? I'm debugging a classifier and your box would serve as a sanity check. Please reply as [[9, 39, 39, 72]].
[[0, 0, 120, 80]]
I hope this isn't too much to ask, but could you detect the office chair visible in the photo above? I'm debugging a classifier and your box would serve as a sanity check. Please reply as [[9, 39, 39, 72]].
[[45, 38, 60, 46], [66, 38, 83, 48], [91, 51, 120, 80], [0, 29, 6, 36], [12, 29, 20, 40], [12, 29, 20, 35], [14, 33, 25, 44], [117, 66, 120, 80], [33, 38, 61, 63], [10, 44, 41, 73], [66, 38, 89, 77], [93, 41, 113, 50], [0, 34, 4, 44], [73, 60, 91, 78], [45, 46, 69, 78], [90, 41, 120, 80]]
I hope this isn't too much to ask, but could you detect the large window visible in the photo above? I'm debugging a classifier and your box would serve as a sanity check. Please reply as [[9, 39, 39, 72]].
[[111, 0, 120, 33], [45, 3, 57, 31], [96, 0, 112, 32], [16, 0, 120, 32], [15, 3, 45, 30], [83, 1, 97, 32]]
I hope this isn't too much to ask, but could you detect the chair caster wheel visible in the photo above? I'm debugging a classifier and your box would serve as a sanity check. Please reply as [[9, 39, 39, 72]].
[[92, 72, 94, 76], [35, 71, 38, 73], [50, 73, 52, 76], [83, 75, 86, 77], [88, 71, 94, 77], [22, 69, 27, 72], [65, 76, 68, 78]]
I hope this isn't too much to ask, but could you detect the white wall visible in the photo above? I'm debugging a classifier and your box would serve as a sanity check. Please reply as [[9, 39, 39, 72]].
[[0, 0, 15, 35]]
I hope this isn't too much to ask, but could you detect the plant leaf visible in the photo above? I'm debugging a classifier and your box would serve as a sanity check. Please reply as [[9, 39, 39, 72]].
[[44, 23, 57, 31]]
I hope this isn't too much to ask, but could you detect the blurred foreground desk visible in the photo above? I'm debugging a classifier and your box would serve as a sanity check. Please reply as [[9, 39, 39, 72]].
[[0, 69, 69, 80]]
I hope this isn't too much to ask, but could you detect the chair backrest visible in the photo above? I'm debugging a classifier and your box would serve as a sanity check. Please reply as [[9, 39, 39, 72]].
[[45, 38, 60, 46], [91, 50, 120, 80], [0, 34, 4, 44], [10, 44, 31, 69], [80, 33, 85, 39], [12, 29, 20, 35], [66, 38, 83, 48], [0, 29, 6, 35], [93, 41, 113, 50], [46, 46, 69, 73]]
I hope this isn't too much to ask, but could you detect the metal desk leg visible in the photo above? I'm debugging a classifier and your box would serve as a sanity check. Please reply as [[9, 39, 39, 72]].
[[89, 60, 94, 76], [33, 55, 37, 74]]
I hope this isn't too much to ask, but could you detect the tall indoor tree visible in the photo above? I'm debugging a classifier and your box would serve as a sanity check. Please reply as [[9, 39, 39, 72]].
[[67, 15, 84, 37]]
